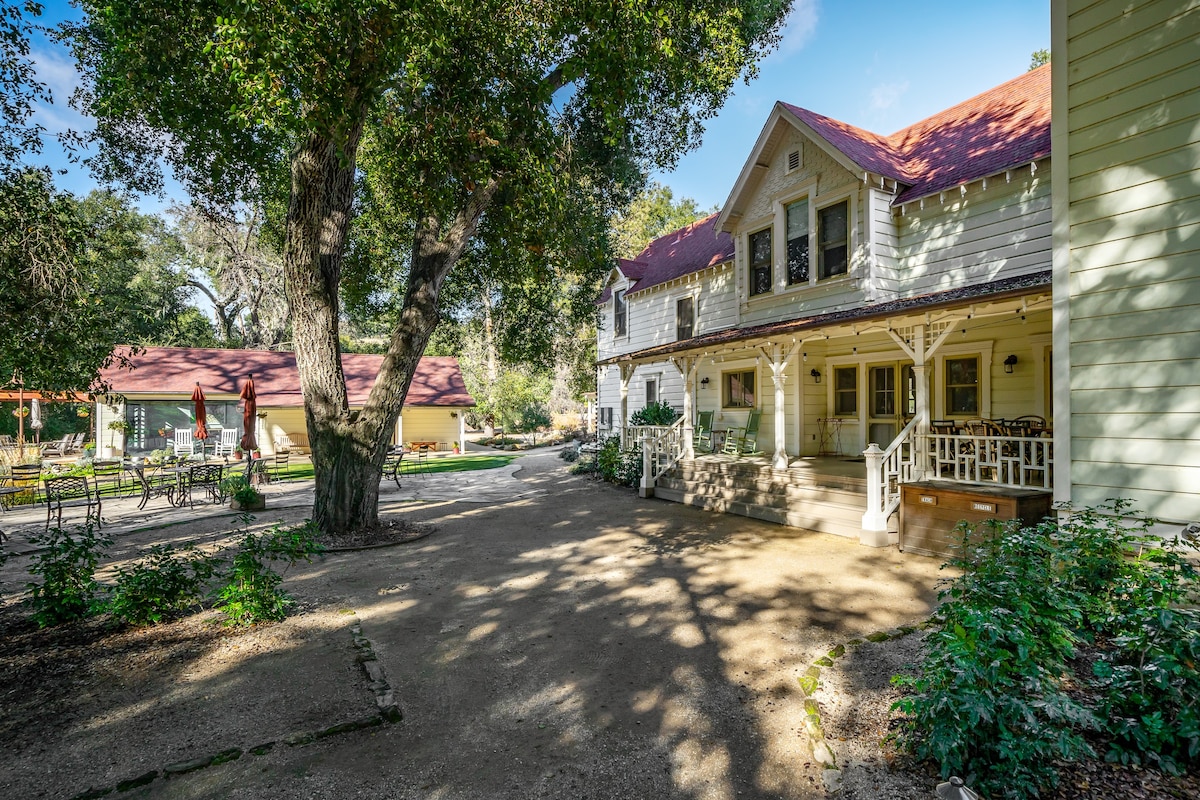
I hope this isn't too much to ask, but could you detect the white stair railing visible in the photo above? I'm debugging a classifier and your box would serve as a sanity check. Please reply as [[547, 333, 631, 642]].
[[862, 417, 921, 545], [635, 417, 687, 497]]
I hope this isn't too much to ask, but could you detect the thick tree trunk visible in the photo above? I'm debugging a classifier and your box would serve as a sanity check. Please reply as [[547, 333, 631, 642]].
[[285, 124, 499, 535]]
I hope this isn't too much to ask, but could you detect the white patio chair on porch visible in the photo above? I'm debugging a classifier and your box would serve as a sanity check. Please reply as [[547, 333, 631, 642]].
[[173, 429, 195, 458], [214, 428, 239, 458]]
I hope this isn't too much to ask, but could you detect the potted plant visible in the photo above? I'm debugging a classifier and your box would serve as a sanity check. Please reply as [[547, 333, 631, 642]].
[[105, 419, 131, 457], [220, 473, 265, 511], [452, 441, 460, 454]]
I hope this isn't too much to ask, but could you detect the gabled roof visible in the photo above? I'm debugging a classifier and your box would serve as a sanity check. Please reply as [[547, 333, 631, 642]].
[[98, 347, 476, 408], [597, 213, 734, 303], [598, 270, 1052, 366], [721, 64, 1051, 226]]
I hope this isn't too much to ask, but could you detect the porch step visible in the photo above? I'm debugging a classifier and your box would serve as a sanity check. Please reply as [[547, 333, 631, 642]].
[[655, 459, 870, 540]]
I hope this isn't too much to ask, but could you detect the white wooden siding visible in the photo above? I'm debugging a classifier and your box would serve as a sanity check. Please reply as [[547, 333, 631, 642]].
[[872, 188, 900, 296], [895, 171, 1051, 297], [1062, 0, 1200, 523]]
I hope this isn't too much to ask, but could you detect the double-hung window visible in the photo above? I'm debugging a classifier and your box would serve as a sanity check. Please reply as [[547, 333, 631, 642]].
[[786, 199, 810, 285], [723, 370, 756, 408], [748, 228, 772, 296], [945, 356, 980, 415], [818, 201, 849, 279], [833, 366, 858, 416], [676, 296, 694, 340], [613, 289, 627, 337]]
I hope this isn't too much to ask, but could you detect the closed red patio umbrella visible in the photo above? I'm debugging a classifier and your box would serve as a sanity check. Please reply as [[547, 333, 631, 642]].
[[239, 374, 257, 454], [192, 383, 208, 461]]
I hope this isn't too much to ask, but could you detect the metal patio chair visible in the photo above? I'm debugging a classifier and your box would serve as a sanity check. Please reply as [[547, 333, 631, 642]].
[[44, 475, 102, 530]]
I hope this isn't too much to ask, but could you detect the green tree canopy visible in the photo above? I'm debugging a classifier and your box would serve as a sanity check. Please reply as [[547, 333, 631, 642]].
[[612, 182, 715, 258], [70, 0, 790, 533]]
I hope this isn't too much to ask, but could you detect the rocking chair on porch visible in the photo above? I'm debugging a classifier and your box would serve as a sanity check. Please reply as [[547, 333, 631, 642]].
[[722, 410, 762, 456], [693, 410, 715, 453]]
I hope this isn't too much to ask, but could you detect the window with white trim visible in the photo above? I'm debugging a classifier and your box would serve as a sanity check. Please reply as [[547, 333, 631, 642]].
[[676, 296, 694, 340], [723, 369, 756, 409], [945, 356, 980, 415], [833, 366, 857, 416], [786, 199, 810, 285], [645, 378, 658, 407], [613, 289, 627, 337], [818, 200, 849, 279], [748, 228, 772, 296]]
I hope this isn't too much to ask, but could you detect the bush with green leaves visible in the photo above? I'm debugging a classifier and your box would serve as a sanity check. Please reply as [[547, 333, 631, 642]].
[[26, 524, 113, 627], [893, 501, 1200, 798], [892, 518, 1096, 798], [595, 436, 642, 487], [213, 520, 324, 627], [630, 401, 678, 426], [107, 544, 219, 625]]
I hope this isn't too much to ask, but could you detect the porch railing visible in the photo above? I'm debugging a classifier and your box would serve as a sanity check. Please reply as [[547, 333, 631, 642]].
[[925, 432, 1053, 490], [863, 424, 1054, 541], [631, 418, 687, 497]]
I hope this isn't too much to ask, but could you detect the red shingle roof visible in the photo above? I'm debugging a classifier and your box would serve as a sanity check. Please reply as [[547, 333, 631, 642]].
[[598, 213, 734, 302], [98, 347, 475, 408], [783, 65, 1051, 205]]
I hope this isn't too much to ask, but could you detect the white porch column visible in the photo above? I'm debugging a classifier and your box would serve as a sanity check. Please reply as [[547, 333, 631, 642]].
[[619, 364, 633, 450], [760, 342, 797, 470], [860, 443, 889, 547], [671, 356, 698, 459]]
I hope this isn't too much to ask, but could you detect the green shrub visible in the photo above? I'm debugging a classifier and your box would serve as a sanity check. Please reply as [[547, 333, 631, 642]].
[[26, 524, 113, 627], [893, 501, 1200, 797], [559, 446, 580, 463], [595, 436, 642, 487], [213, 521, 323, 627], [108, 544, 219, 625], [219, 473, 261, 505], [892, 518, 1096, 799], [630, 401, 677, 426]]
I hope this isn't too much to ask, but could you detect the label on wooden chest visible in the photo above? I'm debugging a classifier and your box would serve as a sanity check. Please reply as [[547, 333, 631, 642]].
[[920, 495, 937, 505], [972, 501, 997, 513]]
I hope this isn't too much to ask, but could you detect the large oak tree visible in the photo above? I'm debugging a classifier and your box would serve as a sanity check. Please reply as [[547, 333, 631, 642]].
[[69, 0, 790, 534]]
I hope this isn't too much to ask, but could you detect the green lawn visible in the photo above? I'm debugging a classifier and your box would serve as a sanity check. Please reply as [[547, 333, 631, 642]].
[[276, 453, 517, 482]]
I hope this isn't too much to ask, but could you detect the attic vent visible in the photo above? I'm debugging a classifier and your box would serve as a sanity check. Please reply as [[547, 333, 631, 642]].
[[787, 148, 802, 172]]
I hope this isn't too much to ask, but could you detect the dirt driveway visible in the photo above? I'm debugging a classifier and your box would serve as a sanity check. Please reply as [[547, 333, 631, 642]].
[[2, 449, 945, 799]]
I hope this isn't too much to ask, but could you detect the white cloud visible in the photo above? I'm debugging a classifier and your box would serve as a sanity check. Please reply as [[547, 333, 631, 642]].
[[869, 80, 909, 111], [774, 0, 819, 57], [30, 46, 91, 135]]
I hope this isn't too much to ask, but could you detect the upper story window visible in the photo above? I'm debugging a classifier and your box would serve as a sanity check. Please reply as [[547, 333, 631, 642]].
[[613, 289, 627, 337], [676, 296, 694, 340], [818, 200, 849, 279], [786, 199, 810, 285], [748, 228, 772, 296]]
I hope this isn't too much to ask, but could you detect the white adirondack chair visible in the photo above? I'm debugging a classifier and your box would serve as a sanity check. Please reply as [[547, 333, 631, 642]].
[[214, 428, 239, 458], [173, 429, 195, 457]]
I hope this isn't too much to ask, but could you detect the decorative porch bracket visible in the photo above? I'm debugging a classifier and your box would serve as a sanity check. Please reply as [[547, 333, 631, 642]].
[[757, 341, 798, 470]]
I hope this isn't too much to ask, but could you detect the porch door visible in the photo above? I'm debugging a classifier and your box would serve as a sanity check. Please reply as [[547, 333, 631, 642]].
[[866, 362, 915, 446]]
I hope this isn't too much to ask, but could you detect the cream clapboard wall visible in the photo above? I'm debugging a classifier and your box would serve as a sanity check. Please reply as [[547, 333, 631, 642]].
[[895, 166, 1052, 297], [1060, 0, 1200, 523]]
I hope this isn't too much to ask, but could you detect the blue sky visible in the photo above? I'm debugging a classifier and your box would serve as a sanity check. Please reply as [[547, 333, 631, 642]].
[[29, 0, 1049, 212]]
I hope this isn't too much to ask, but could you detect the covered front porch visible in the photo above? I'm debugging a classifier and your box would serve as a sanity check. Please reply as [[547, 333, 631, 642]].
[[604, 275, 1055, 545]]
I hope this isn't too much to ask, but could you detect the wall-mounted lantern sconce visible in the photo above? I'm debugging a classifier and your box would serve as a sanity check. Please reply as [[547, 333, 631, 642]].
[[700, 377, 710, 388], [1003, 354, 1018, 374], [450, 411, 458, 418], [810, 368, 822, 384]]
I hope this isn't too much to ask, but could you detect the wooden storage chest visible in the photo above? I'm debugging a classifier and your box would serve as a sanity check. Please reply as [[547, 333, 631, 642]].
[[900, 481, 1053, 559]]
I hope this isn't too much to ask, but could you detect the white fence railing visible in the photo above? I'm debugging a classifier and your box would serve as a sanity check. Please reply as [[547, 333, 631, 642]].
[[925, 432, 1054, 490], [629, 418, 687, 496], [864, 424, 1054, 539]]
